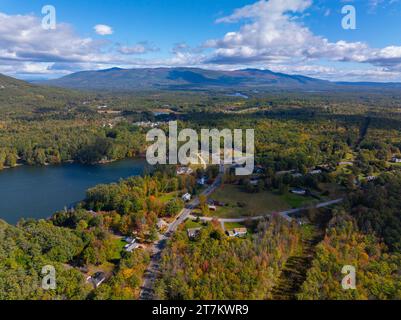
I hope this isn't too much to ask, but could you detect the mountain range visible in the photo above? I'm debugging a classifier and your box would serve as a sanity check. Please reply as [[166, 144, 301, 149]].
[[3, 67, 401, 93], [31, 67, 382, 92]]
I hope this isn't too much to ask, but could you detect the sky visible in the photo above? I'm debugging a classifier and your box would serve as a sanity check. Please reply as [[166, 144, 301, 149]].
[[2, 0, 401, 81]]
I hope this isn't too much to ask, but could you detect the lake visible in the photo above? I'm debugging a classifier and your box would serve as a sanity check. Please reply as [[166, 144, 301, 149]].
[[0, 158, 150, 224]]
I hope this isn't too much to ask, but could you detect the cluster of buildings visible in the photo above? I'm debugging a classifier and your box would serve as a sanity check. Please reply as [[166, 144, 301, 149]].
[[186, 224, 248, 240], [133, 121, 161, 128]]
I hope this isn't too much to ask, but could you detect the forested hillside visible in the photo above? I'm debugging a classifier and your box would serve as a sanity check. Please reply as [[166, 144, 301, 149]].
[[298, 212, 401, 300], [0, 219, 90, 300], [155, 217, 304, 300]]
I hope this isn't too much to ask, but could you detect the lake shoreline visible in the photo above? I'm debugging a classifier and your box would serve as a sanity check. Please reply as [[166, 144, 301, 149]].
[[0, 154, 148, 172], [0, 158, 149, 225]]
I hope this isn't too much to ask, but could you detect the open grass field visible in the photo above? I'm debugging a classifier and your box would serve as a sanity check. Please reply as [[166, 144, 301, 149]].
[[87, 261, 115, 277], [158, 192, 179, 203], [223, 221, 246, 230], [108, 238, 126, 260], [209, 184, 316, 218], [184, 219, 204, 229]]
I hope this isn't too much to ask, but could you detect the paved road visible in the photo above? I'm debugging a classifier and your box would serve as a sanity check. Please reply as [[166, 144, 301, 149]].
[[139, 174, 222, 300], [189, 198, 344, 223]]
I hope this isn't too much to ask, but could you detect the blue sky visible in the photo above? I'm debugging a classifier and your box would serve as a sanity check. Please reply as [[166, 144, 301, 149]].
[[1, 0, 401, 81]]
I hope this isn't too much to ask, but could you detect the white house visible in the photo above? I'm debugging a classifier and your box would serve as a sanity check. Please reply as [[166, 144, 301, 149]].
[[339, 161, 354, 166], [177, 167, 193, 175], [291, 188, 307, 195], [391, 157, 401, 163], [125, 241, 139, 252], [227, 228, 247, 238], [182, 193, 191, 202]]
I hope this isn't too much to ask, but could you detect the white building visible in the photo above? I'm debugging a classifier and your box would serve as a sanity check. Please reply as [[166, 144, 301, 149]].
[[291, 188, 307, 195], [177, 167, 193, 175], [391, 157, 401, 163]]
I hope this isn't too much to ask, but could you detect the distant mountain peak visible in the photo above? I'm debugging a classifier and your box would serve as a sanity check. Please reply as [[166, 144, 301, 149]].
[[97, 67, 125, 73]]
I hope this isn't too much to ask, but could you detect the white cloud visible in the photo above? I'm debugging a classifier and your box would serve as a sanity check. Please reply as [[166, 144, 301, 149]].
[[94, 24, 113, 35], [117, 42, 159, 55], [0, 12, 162, 77], [206, 0, 369, 65], [203, 0, 401, 79]]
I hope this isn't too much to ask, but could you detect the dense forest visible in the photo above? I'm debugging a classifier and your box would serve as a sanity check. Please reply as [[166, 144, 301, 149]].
[[155, 217, 303, 300], [0, 219, 90, 300], [298, 211, 401, 300]]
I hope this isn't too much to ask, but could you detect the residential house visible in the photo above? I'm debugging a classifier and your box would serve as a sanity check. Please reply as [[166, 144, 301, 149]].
[[227, 228, 248, 238], [125, 241, 139, 253], [291, 188, 307, 195], [187, 228, 201, 240], [233, 228, 247, 237], [391, 157, 401, 163], [226, 230, 236, 237], [182, 193, 191, 202], [87, 272, 106, 288], [177, 167, 193, 175], [157, 219, 169, 231], [133, 121, 161, 128], [339, 161, 354, 166]]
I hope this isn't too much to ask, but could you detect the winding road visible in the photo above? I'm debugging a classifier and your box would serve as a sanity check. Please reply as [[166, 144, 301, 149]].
[[189, 198, 344, 224]]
